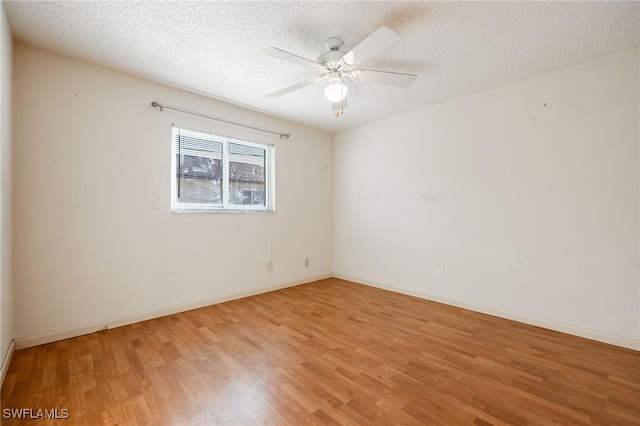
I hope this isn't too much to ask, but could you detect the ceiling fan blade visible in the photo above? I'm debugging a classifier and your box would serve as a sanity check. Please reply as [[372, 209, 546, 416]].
[[353, 69, 417, 87], [261, 47, 322, 69], [341, 26, 401, 66], [265, 77, 321, 98]]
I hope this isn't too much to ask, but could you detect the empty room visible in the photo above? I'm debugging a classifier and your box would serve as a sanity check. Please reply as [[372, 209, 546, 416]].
[[0, 1, 639, 425]]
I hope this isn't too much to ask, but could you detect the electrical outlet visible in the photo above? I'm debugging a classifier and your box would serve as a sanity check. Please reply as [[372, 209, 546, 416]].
[[233, 266, 240, 276], [304, 258, 310, 267], [437, 268, 444, 279]]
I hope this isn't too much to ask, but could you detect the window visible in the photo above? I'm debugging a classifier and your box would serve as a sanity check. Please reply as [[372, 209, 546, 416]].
[[171, 126, 274, 212]]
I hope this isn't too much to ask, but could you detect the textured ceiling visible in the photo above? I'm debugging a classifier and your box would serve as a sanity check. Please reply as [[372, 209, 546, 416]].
[[4, 1, 640, 133]]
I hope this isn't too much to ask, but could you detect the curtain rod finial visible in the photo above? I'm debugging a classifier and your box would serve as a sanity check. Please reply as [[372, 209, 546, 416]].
[[151, 101, 161, 108]]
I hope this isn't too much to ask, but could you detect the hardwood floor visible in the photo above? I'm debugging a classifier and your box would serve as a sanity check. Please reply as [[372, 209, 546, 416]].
[[2, 278, 639, 425]]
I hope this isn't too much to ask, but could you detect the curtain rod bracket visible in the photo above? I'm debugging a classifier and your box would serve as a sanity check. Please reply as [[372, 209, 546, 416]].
[[151, 101, 289, 139]]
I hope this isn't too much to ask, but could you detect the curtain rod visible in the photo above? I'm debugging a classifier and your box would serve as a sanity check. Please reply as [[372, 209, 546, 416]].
[[150, 101, 290, 139]]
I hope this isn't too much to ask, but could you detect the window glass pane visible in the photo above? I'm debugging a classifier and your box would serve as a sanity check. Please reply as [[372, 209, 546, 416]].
[[228, 142, 266, 207], [171, 127, 272, 212], [176, 134, 223, 205]]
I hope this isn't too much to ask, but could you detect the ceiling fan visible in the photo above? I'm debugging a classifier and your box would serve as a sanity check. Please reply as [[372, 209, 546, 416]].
[[261, 26, 417, 117]]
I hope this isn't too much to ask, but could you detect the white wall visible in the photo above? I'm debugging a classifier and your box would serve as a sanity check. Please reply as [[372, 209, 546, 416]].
[[0, 2, 14, 375], [334, 48, 639, 348], [12, 43, 333, 346], [9, 41, 639, 351]]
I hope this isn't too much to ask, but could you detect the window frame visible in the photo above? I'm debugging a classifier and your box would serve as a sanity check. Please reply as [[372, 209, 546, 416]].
[[170, 126, 275, 213]]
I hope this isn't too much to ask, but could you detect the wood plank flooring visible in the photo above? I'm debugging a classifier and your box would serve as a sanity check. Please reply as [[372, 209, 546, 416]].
[[2, 278, 639, 425]]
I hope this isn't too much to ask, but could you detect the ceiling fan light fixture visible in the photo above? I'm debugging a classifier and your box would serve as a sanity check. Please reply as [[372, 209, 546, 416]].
[[324, 79, 348, 103]]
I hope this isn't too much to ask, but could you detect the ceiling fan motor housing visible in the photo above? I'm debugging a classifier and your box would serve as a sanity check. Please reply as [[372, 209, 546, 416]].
[[316, 49, 348, 66], [317, 44, 358, 82]]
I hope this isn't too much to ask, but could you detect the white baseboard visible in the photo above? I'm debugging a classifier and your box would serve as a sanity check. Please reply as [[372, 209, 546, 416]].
[[1, 340, 15, 386], [16, 273, 637, 352], [333, 274, 640, 351], [15, 275, 332, 350]]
